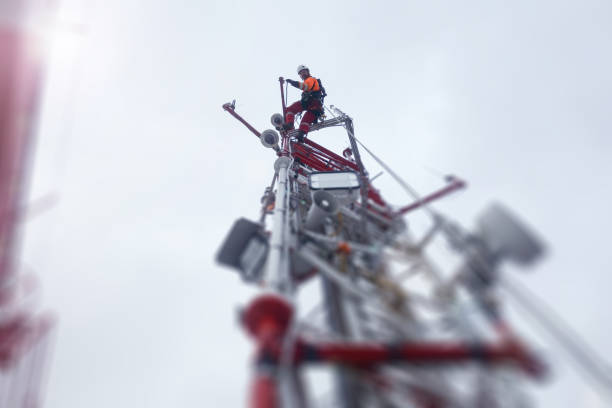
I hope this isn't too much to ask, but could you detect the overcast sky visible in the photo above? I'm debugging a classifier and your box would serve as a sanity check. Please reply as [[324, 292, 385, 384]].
[[21, 0, 612, 406]]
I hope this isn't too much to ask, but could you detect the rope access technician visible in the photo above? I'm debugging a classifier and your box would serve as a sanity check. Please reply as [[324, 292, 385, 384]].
[[283, 64, 326, 142]]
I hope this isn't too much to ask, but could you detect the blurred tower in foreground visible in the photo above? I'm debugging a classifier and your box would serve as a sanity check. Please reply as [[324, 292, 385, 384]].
[[219, 79, 549, 408], [0, 0, 56, 406]]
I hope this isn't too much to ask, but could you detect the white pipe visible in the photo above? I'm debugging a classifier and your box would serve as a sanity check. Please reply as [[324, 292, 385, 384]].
[[265, 156, 292, 292]]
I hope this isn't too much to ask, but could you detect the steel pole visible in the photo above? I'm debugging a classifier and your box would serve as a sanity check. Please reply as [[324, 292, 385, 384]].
[[222, 103, 262, 138], [265, 156, 292, 292], [396, 178, 466, 216], [279, 77, 287, 115]]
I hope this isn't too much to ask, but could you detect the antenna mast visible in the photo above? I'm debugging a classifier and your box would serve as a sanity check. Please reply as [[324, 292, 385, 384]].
[[219, 78, 547, 408]]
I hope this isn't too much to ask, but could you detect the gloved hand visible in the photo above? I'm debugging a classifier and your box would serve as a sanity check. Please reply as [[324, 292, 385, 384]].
[[286, 79, 299, 87]]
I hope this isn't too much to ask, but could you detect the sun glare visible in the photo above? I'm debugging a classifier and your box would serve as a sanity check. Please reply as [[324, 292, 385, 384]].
[[48, 21, 85, 66]]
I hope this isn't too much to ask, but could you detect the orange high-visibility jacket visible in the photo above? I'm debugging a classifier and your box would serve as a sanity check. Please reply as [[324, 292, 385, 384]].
[[298, 76, 320, 92]]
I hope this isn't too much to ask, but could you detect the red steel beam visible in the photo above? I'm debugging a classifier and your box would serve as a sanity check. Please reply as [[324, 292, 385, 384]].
[[291, 144, 338, 172], [222, 103, 262, 139], [396, 178, 466, 216], [292, 151, 328, 171], [367, 187, 387, 207], [303, 139, 359, 171], [278, 77, 286, 115], [292, 142, 357, 172], [293, 340, 544, 378]]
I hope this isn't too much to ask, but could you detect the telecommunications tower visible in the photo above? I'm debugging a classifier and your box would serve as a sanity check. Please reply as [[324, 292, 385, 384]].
[[218, 77, 549, 408]]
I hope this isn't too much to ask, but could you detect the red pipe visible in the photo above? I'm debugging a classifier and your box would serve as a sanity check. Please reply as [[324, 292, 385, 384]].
[[396, 178, 466, 216], [306, 342, 511, 363], [251, 373, 279, 408], [367, 187, 387, 207], [279, 77, 286, 115], [242, 295, 294, 408], [293, 153, 328, 171], [292, 142, 356, 172], [294, 340, 544, 379], [303, 139, 360, 171], [291, 145, 334, 171], [222, 103, 262, 138]]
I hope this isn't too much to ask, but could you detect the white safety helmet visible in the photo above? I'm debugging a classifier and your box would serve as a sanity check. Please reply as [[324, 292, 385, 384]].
[[297, 64, 309, 75]]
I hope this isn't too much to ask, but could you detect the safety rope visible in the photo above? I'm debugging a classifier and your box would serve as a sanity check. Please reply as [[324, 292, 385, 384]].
[[344, 126, 436, 218]]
